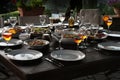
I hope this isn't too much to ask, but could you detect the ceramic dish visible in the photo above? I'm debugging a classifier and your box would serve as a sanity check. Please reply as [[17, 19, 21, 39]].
[[27, 39, 49, 48], [27, 39, 50, 54], [98, 41, 120, 51], [7, 49, 43, 61], [0, 39, 22, 47], [107, 31, 120, 37], [51, 50, 85, 61]]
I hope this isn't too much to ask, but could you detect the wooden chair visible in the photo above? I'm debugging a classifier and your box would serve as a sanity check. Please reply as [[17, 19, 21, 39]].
[[0, 17, 4, 27], [78, 9, 101, 25], [18, 15, 49, 26], [110, 17, 120, 31]]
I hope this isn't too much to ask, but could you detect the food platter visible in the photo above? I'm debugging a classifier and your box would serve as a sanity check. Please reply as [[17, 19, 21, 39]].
[[26, 39, 50, 53], [94, 32, 108, 39], [27, 39, 49, 48]]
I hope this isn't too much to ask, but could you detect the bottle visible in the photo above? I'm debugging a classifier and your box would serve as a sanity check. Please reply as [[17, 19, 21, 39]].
[[68, 10, 75, 27]]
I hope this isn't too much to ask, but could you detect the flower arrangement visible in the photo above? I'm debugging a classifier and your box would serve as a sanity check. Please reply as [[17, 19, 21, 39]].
[[108, 0, 120, 8]]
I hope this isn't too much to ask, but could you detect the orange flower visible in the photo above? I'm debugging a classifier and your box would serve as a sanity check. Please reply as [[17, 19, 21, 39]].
[[8, 28, 16, 34], [102, 15, 109, 22]]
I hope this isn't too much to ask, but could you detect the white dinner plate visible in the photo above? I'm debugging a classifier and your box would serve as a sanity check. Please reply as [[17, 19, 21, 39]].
[[63, 23, 78, 26], [0, 39, 23, 47], [47, 23, 62, 26], [48, 23, 79, 27], [7, 49, 43, 61], [34, 25, 48, 28], [107, 31, 120, 37], [51, 50, 85, 61], [98, 41, 120, 51], [19, 26, 27, 29], [107, 34, 120, 37]]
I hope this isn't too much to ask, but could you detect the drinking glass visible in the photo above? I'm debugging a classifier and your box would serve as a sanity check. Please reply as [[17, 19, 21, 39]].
[[39, 15, 47, 25], [26, 23, 34, 33], [19, 30, 30, 45], [76, 16, 81, 27], [49, 17, 55, 33], [106, 19, 112, 32], [74, 32, 82, 50], [9, 16, 17, 27], [59, 13, 65, 24], [55, 26, 64, 50], [102, 15, 112, 32], [49, 17, 54, 25], [2, 27, 13, 52]]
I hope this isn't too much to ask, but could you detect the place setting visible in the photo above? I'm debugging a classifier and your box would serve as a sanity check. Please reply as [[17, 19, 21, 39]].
[[5, 49, 43, 66], [44, 29, 86, 67], [0, 27, 23, 51], [98, 41, 120, 51], [44, 49, 86, 67]]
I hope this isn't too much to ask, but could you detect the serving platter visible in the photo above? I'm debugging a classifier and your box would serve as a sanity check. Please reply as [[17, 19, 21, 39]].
[[27, 39, 49, 48]]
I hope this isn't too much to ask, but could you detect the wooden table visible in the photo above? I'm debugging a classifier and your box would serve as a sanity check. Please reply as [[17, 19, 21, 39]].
[[1, 39, 120, 80], [1, 28, 120, 80]]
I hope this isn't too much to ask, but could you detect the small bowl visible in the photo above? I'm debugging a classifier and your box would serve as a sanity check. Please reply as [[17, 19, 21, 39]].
[[27, 39, 50, 54]]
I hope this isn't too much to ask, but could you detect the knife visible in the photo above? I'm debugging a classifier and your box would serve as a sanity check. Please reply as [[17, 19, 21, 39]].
[[44, 58, 64, 67]]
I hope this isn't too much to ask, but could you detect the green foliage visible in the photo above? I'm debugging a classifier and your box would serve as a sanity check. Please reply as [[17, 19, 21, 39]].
[[16, 0, 47, 10], [97, 0, 114, 15], [108, 0, 120, 8], [0, 11, 19, 20]]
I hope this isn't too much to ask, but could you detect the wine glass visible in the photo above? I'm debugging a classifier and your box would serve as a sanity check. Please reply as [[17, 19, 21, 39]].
[[55, 26, 64, 50], [49, 17, 54, 25], [49, 17, 55, 33], [39, 15, 47, 25], [102, 15, 112, 32], [26, 23, 34, 33], [1, 27, 13, 52], [74, 32, 82, 50], [76, 16, 81, 28], [9, 16, 17, 28], [106, 19, 112, 32], [77, 28, 87, 49], [59, 13, 65, 24], [19, 30, 30, 45]]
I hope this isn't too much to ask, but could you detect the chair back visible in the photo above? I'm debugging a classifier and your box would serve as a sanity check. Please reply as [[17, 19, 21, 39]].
[[110, 17, 120, 31], [0, 17, 4, 27], [79, 9, 101, 25], [18, 15, 49, 25]]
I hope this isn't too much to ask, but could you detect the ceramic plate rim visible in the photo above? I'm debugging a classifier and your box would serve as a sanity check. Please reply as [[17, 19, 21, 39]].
[[50, 50, 85, 61], [107, 33, 120, 37], [0, 39, 23, 47], [98, 42, 120, 51], [7, 49, 43, 61]]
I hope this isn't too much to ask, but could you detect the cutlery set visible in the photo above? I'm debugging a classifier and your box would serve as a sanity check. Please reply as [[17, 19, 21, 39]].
[[44, 57, 64, 67]]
